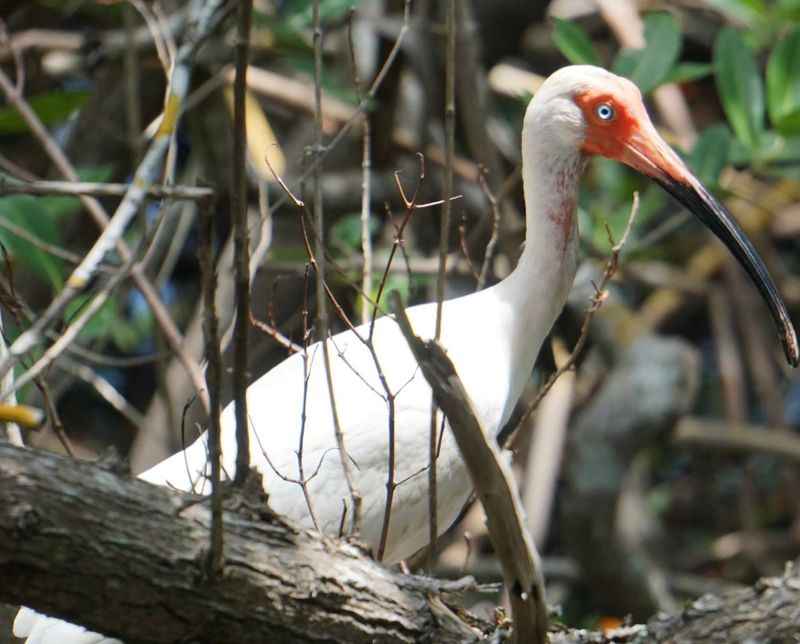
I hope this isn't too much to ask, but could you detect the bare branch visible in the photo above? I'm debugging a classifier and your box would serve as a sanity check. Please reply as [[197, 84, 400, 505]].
[[0, 177, 214, 201], [231, 0, 253, 486], [428, 0, 458, 569], [392, 292, 548, 644], [198, 195, 224, 577], [0, 3, 225, 411], [312, 0, 361, 534]]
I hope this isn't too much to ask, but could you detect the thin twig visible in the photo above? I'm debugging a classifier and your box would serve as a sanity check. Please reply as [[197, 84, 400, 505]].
[[249, 312, 302, 354], [231, 0, 252, 486], [0, 309, 23, 446], [0, 177, 214, 201], [346, 9, 373, 327], [269, 0, 412, 216], [123, 3, 144, 165], [312, 0, 361, 534], [37, 380, 76, 457], [0, 6, 223, 410], [428, 0, 457, 569], [0, 215, 107, 269], [513, 192, 640, 438], [373, 161, 426, 562], [476, 167, 501, 290], [198, 198, 224, 578], [57, 355, 146, 430], [296, 265, 320, 531]]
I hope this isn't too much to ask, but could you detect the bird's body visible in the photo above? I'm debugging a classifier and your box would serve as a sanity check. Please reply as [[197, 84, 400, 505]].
[[13, 65, 797, 644]]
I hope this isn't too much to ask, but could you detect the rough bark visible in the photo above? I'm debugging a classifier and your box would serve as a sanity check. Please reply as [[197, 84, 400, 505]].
[[552, 562, 800, 643], [1, 438, 800, 643], [0, 441, 484, 644]]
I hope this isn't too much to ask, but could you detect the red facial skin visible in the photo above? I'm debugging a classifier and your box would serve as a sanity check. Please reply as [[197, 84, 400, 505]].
[[574, 88, 690, 185]]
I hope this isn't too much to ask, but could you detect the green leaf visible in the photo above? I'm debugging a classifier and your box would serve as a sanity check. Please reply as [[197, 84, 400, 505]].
[[611, 49, 639, 78], [714, 27, 765, 150], [767, 28, 800, 135], [36, 165, 113, 223], [0, 90, 89, 134], [552, 18, 600, 66], [0, 196, 65, 287], [632, 13, 682, 94], [281, 0, 357, 29], [689, 124, 732, 186], [63, 294, 119, 344], [704, 0, 766, 23], [0, 166, 110, 288], [663, 62, 713, 85], [611, 13, 682, 93], [330, 214, 380, 253], [771, 108, 800, 135]]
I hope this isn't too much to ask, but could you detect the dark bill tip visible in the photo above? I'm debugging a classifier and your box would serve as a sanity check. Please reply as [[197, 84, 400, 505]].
[[654, 177, 799, 368]]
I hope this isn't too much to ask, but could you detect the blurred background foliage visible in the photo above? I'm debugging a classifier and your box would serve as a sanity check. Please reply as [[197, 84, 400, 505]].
[[2, 0, 800, 637]]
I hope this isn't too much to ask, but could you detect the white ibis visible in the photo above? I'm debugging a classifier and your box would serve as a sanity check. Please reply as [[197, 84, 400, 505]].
[[13, 65, 799, 643]]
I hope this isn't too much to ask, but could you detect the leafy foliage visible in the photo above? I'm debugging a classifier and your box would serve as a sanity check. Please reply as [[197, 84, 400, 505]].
[[0, 166, 111, 288], [0, 90, 89, 134]]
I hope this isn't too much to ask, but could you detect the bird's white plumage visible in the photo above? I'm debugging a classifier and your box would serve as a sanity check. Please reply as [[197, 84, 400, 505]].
[[15, 65, 618, 643]]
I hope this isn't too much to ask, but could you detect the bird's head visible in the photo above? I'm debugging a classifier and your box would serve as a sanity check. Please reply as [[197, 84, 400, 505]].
[[528, 65, 799, 367]]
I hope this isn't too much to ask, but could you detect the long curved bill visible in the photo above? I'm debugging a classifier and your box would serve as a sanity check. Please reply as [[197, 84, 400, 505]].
[[620, 125, 799, 367]]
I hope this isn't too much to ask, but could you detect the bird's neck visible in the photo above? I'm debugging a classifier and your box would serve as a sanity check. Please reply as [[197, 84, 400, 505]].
[[491, 139, 584, 414]]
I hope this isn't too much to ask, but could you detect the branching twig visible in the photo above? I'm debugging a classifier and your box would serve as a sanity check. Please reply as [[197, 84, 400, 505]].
[[269, 0, 412, 216], [0, 4, 224, 410]]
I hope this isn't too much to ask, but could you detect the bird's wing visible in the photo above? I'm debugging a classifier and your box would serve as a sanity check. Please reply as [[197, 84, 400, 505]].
[[11, 303, 487, 643], [138, 307, 474, 559]]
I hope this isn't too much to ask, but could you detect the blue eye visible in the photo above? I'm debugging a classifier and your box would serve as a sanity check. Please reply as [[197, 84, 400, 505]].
[[596, 103, 615, 121]]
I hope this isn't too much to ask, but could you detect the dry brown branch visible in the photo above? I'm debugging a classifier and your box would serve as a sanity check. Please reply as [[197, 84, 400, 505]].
[[392, 292, 548, 644], [346, 10, 374, 327], [231, 0, 253, 486], [0, 214, 112, 269], [0, 440, 491, 644], [311, 0, 361, 535], [122, 4, 143, 166], [523, 338, 574, 547], [3, 442, 800, 641], [428, 0, 458, 568], [709, 287, 747, 424], [57, 356, 145, 430], [674, 416, 800, 462], [476, 167, 501, 290], [0, 21, 214, 413], [198, 198, 224, 577], [0, 177, 214, 200]]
